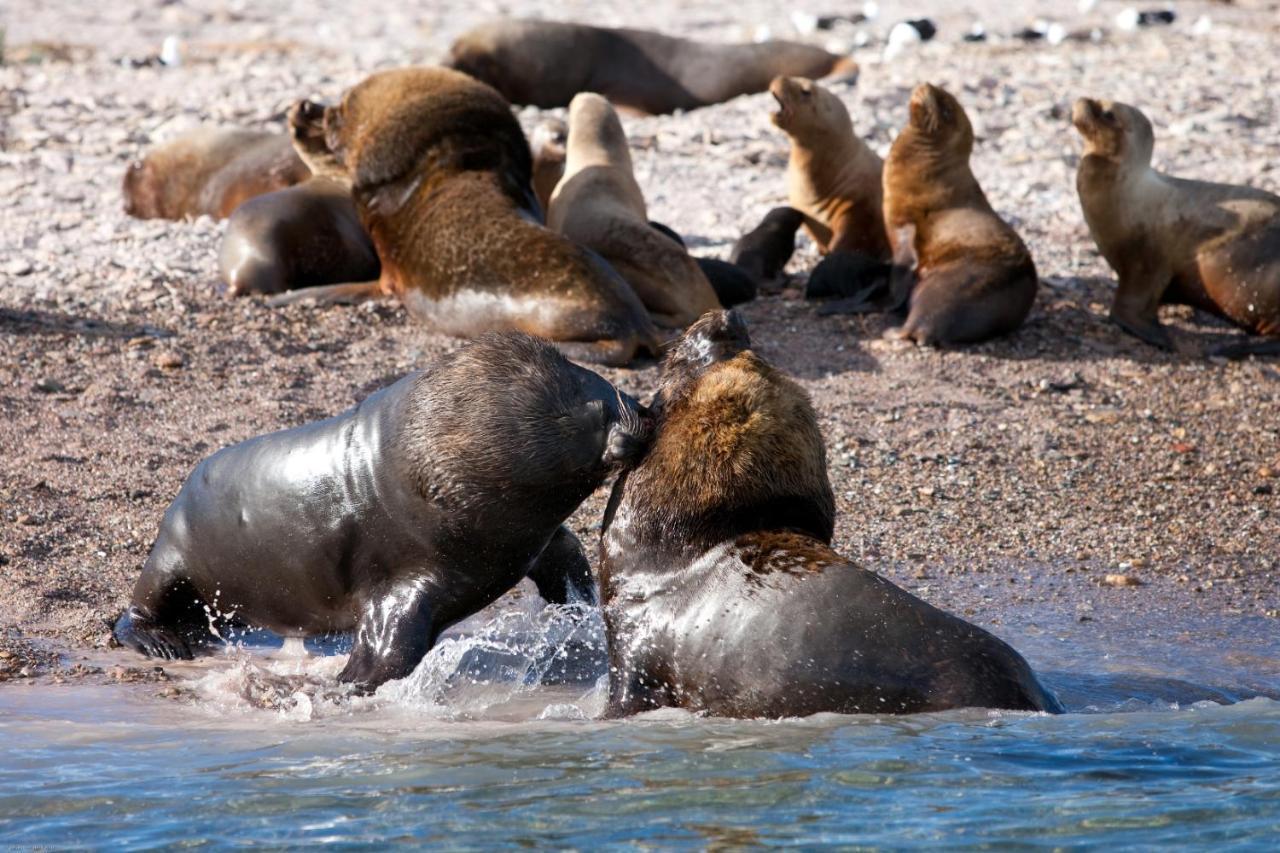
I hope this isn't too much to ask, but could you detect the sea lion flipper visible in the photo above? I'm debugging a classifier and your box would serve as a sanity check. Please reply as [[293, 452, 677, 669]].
[[1206, 338, 1280, 359], [266, 280, 383, 308], [340, 579, 438, 692], [1111, 270, 1174, 350], [113, 606, 200, 660], [888, 225, 920, 312], [526, 525, 597, 605]]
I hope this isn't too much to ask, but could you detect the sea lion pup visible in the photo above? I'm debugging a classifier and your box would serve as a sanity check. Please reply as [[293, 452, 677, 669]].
[[769, 77, 888, 259], [530, 117, 568, 216], [1073, 98, 1280, 356], [598, 310, 1063, 717], [547, 92, 721, 328], [122, 129, 310, 220], [729, 206, 805, 289], [219, 180, 380, 297], [882, 84, 1037, 345], [445, 19, 859, 115], [284, 67, 661, 367], [114, 332, 651, 691]]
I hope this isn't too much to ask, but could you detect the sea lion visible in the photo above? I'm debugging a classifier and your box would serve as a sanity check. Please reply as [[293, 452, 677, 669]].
[[114, 332, 651, 691], [285, 67, 661, 366], [646, 221, 758, 307], [531, 117, 568, 217], [1073, 98, 1280, 356], [122, 129, 310, 220], [548, 92, 721, 328], [219, 179, 380, 297], [729, 206, 805, 289], [769, 76, 888, 258], [445, 19, 860, 115], [598, 310, 1064, 717], [882, 84, 1037, 345]]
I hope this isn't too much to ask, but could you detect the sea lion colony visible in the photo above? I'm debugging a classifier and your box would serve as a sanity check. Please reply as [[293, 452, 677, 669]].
[[111, 17, 1280, 714]]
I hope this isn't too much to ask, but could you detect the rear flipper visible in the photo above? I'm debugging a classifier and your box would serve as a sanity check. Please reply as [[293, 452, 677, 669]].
[[266, 280, 383, 308], [526, 526, 598, 606], [806, 250, 893, 309], [1207, 338, 1280, 359], [696, 258, 758, 307]]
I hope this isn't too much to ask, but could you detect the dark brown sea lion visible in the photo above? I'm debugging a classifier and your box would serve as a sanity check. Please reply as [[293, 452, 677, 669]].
[[548, 92, 721, 328], [445, 19, 859, 115], [219, 179, 380, 297], [114, 332, 651, 691], [882, 84, 1037, 345], [284, 66, 661, 366], [598, 310, 1064, 718], [122, 129, 309, 220], [1073, 98, 1280, 357], [729, 206, 805, 289], [770, 76, 888, 258]]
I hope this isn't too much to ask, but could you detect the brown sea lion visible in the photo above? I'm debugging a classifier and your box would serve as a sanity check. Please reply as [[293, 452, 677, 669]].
[[599, 310, 1063, 717], [114, 332, 652, 691], [530, 117, 568, 217], [882, 84, 1037, 345], [284, 67, 662, 367], [1073, 98, 1280, 356], [219, 179, 380, 297], [445, 19, 859, 115], [647, 221, 759, 307], [547, 92, 720, 328], [122, 129, 309, 220], [769, 76, 888, 258]]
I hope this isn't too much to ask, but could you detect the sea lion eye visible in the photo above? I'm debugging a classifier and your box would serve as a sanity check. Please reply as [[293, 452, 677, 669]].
[[801, 88, 812, 98], [1102, 110, 1115, 122]]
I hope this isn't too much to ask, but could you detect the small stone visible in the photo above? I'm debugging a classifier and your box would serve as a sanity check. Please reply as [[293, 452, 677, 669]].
[[918, 486, 935, 498], [15, 514, 38, 526], [1254, 484, 1274, 496], [34, 378, 67, 394], [1103, 573, 1143, 588], [6, 259, 33, 277], [1260, 467, 1276, 479], [126, 336, 156, 350], [155, 351, 184, 370], [0, 649, 13, 660], [1127, 557, 1149, 569]]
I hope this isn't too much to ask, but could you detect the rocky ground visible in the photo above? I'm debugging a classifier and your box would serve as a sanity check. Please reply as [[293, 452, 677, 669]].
[[2, 0, 1278, 680]]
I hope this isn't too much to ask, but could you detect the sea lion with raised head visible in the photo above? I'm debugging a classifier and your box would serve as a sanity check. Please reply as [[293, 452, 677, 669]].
[[114, 332, 651, 691], [1073, 98, 1280, 357], [446, 19, 859, 115], [285, 66, 661, 366], [881, 84, 1037, 345], [598, 310, 1064, 717], [219, 179, 380, 297], [122, 129, 310, 220], [548, 92, 721, 328]]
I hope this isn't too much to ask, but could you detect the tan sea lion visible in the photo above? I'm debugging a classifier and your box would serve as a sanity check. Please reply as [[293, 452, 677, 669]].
[[769, 76, 888, 258], [219, 179, 380, 297], [530, 117, 568, 217], [1073, 98, 1280, 356], [122, 129, 309, 220], [881, 84, 1037, 345], [599, 310, 1064, 717], [445, 19, 859, 115], [547, 92, 721, 328], [284, 67, 662, 366]]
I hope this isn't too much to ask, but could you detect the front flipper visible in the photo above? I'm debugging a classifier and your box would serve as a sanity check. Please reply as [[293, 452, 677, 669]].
[[340, 578, 437, 693], [526, 526, 597, 606], [266, 280, 383, 308], [888, 224, 920, 314], [1111, 265, 1174, 350]]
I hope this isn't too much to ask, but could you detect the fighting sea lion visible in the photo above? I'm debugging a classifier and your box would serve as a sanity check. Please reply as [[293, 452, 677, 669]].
[[769, 76, 888, 258], [446, 19, 859, 115], [729, 206, 805, 289], [599, 310, 1064, 717], [122, 129, 309, 220], [219, 179, 380, 297], [548, 92, 721, 328], [285, 67, 661, 366], [881, 83, 1037, 345], [1073, 98, 1280, 356], [114, 332, 651, 691]]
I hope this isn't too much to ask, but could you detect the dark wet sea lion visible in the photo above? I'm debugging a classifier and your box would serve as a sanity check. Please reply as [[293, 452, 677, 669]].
[[114, 332, 650, 691], [770, 76, 888, 258], [445, 19, 859, 115], [219, 179, 380, 297], [122, 129, 310, 220], [285, 66, 661, 367], [548, 92, 720, 328], [599, 310, 1063, 717], [882, 84, 1037, 345], [1073, 98, 1280, 357], [729, 206, 805, 288]]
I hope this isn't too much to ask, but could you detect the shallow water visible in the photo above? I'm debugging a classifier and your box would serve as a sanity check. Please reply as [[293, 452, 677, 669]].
[[3, 596, 1279, 847]]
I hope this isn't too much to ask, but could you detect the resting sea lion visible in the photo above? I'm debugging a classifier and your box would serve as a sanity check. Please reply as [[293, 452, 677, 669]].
[[882, 84, 1037, 345], [122, 129, 309, 220], [548, 92, 721, 328], [446, 19, 859, 115], [1073, 98, 1280, 356], [531, 117, 568, 217], [599, 310, 1064, 717], [729, 206, 805, 289], [285, 67, 661, 366], [114, 332, 651, 691], [769, 76, 888, 258], [219, 180, 380, 297]]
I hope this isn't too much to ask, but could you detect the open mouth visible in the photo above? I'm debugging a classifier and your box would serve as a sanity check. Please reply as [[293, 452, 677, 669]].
[[769, 90, 788, 124]]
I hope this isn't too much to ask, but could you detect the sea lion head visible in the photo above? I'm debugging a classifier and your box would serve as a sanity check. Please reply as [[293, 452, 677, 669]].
[[566, 92, 630, 163], [1071, 98, 1154, 166], [288, 67, 532, 212], [531, 117, 568, 164], [121, 157, 159, 218], [768, 76, 851, 138], [906, 83, 973, 158]]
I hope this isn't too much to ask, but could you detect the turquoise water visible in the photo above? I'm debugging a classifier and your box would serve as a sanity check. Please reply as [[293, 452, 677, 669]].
[[2, 599, 1279, 847]]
